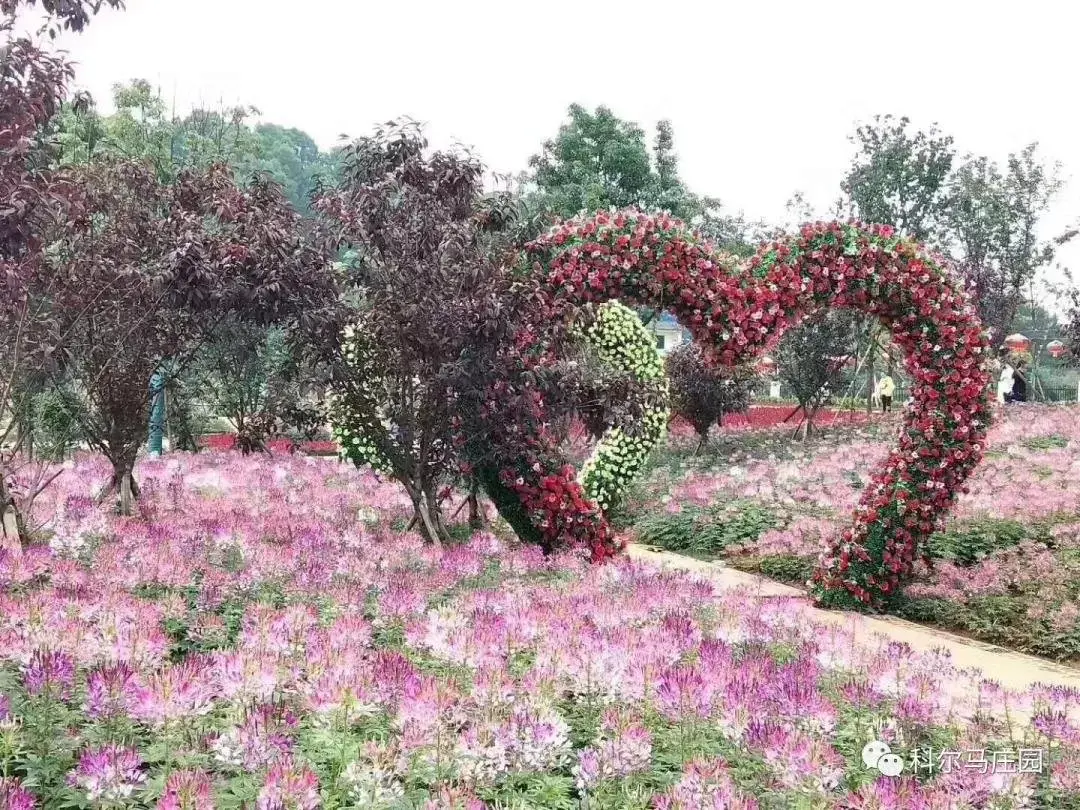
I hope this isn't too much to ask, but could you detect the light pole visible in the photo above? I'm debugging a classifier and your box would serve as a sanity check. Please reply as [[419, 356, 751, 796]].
[[148, 369, 165, 457]]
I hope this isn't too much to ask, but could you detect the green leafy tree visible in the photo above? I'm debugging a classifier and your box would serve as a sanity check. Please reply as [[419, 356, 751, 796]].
[[666, 344, 755, 452], [52, 81, 335, 213], [841, 114, 955, 242], [840, 116, 1073, 376], [775, 312, 858, 439], [529, 105, 754, 328], [316, 120, 523, 545], [529, 104, 655, 219], [528, 104, 730, 226], [245, 124, 328, 213], [947, 144, 1068, 345], [194, 319, 324, 453]]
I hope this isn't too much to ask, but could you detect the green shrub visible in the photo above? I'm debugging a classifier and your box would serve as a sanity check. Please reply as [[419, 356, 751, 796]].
[[1022, 434, 1069, 451], [894, 596, 967, 627], [634, 500, 777, 558], [753, 554, 815, 584], [33, 387, 85, 460], [963, 595, 1033, 638], [897, 595, 1080, 662], [925, 517, 1034, 565]]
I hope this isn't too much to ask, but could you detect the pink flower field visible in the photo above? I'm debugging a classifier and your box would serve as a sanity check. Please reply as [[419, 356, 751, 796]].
[[631, 404, 1080, 663], [1, 450, 1079, 808]]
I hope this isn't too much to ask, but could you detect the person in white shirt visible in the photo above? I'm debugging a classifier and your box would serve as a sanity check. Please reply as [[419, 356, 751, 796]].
[[996, 350, 1014, 404], [874, 372, 896, 413]]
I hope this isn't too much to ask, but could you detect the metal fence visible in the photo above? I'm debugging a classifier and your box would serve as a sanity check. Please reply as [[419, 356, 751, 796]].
[[755, 381, 1080, 405], [1037, 385, 1079, 404]]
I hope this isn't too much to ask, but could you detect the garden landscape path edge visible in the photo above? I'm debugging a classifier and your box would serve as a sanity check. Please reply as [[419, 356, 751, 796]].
[[626, 543, 1080, 694]]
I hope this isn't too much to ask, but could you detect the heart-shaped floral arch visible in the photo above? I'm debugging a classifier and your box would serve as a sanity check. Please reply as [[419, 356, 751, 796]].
[[473, 210, 992, 609]]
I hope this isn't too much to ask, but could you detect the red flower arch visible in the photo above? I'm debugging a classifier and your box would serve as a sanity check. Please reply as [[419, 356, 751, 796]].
[[474, 211, 991, 609]]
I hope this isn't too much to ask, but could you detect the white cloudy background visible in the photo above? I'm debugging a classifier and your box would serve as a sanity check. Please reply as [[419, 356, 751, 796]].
[[55, 0, 1080, 292]]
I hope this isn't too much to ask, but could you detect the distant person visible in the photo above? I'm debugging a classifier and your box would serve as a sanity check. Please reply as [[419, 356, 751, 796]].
[[875, 372, 896, 413], [1010, 362, 1028, 403], [996, 351, 1015, 404]]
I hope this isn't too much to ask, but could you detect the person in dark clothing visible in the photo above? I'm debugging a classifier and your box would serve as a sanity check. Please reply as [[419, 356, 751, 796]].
[[1010, 363, 1028, 403]]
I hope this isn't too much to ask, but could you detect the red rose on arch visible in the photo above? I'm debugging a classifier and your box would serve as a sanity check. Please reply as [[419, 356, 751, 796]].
[[470, 211, 990, 610]]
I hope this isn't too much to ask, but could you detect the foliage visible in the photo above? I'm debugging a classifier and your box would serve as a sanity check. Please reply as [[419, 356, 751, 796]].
[[774, 311, 859, 438], [528, 104, 655, 220], [634, 501, 777, 557], [477, 210, 991, 608], [753, 554, 816, 584], [947, 145, 1068, 345], [0, 0, 123, 32], [194, 320, 324, 454], [247, 123, 341, 214], [52, 80, 338, 213], [40, 159, 333, 512], [665, 343, 755, 448], [31, 384, 84, 461], [924, 517, 1037, 565], [840, 116, 1073, 346], [527, 104, 722, 228], [318, 120, 523, 544], [897, 592, 1080, 662], [1022, 434, 1069, 451], [841, 114, 955, 243], [160, 371, 215, 452], [1, 0, 121, 542], [577, 301, 670, 512]]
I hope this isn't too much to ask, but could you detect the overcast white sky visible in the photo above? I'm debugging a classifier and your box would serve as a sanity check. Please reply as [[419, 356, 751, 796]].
[[54, 0, 1080, 292]]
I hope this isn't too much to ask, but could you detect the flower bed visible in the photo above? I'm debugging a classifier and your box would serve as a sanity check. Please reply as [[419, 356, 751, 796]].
[[1, 451, 1077, 808], [663, 406, 871, 442], [718, 405, 871, 431], [630, 404, 1080, 662], [197, 434, 338, 456]]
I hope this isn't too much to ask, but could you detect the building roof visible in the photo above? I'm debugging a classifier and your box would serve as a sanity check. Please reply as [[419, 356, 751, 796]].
[[653, 310, 692, 339]]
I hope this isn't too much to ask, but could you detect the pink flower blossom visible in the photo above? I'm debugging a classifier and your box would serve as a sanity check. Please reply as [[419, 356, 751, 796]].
[[24, 649, 75, 700], [68, 745, 146, 804], [85, 662, 138, 720], [132, 659, 216, 726], [156, 770, 214, 810], [256, 757, 320, 810], [0, 778, 36, 810]]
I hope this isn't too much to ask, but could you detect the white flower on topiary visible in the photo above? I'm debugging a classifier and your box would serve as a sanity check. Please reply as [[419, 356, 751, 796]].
[[578, 301, 670, 511]]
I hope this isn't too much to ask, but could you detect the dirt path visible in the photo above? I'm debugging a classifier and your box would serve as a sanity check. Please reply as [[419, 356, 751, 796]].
[[627, 543, 1080, 694]]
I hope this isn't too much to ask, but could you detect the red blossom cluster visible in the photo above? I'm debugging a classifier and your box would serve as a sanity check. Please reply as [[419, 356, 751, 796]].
[[482, 210, 990, 608], [499, 464, 622, 563]]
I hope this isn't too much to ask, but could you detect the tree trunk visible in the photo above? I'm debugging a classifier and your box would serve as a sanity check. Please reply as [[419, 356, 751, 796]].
[[0, 463, 26, 547], [423, 483, 449, 544], [120, 471, 133, 516], [467, 483, 483, 530], [0, 476, 20, 544], [804, 405, 822, 440], [14, 406, 33, 462], [693, 435, 708, 457], [407, 485, 447, 548], [99, 457, 141, 515], [164, 388, 173, 453], [0, 507, 19, 544]]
